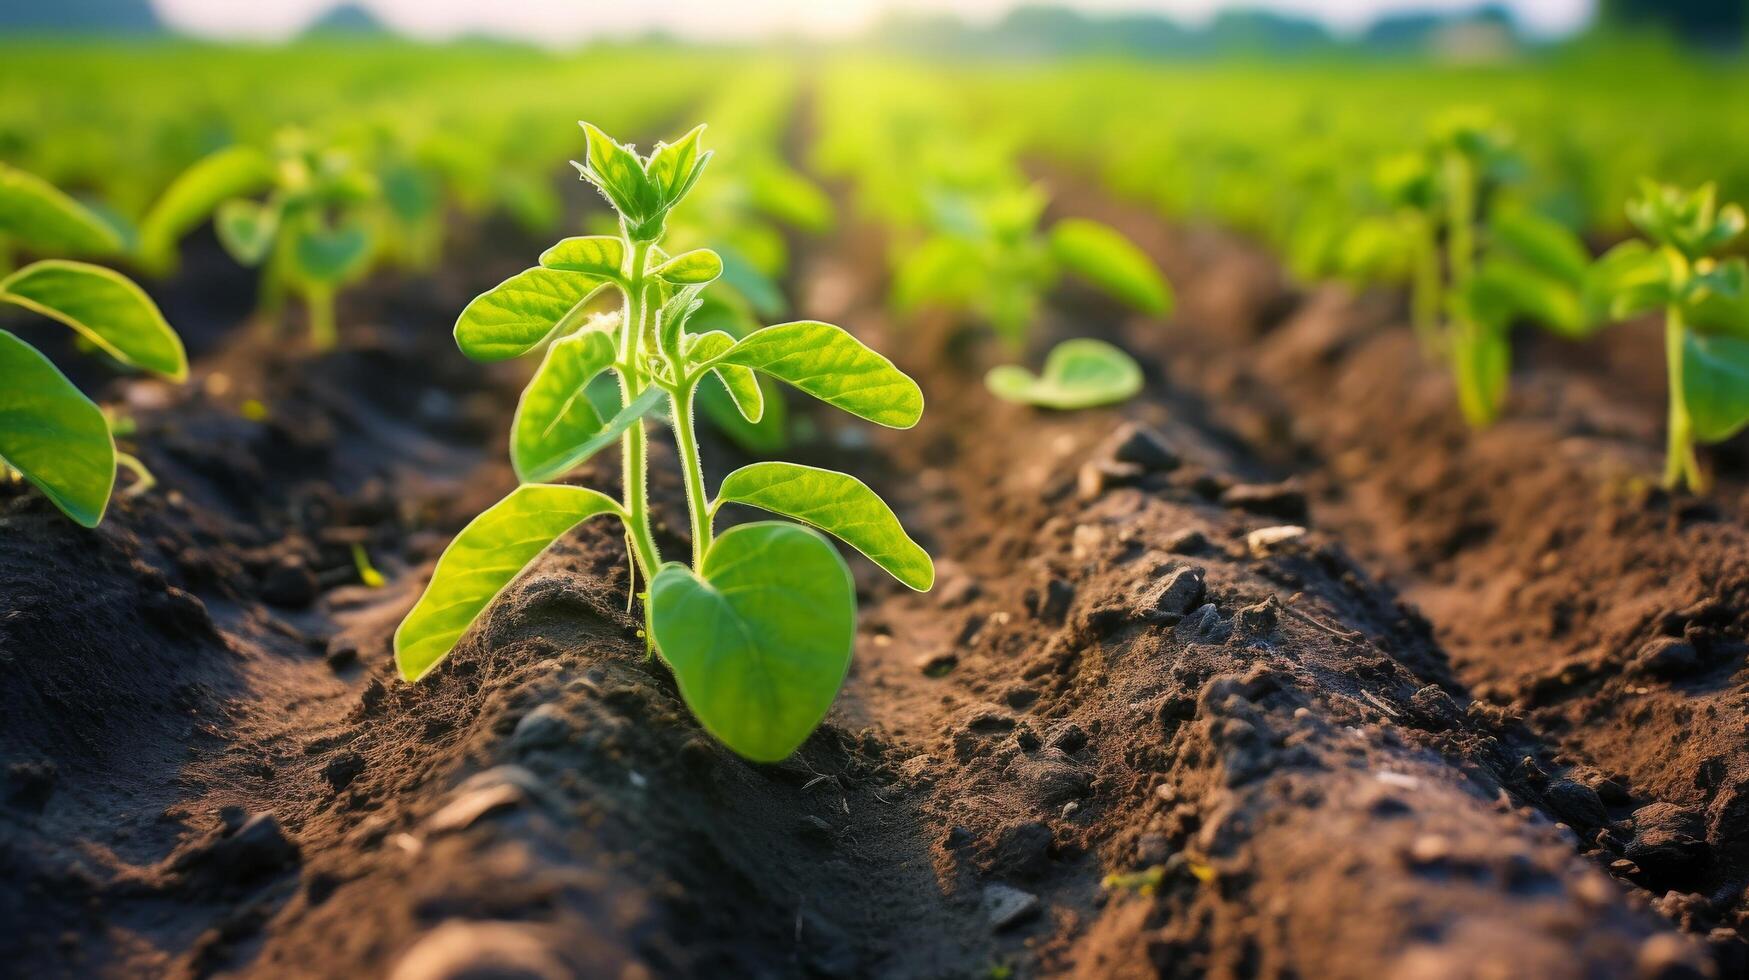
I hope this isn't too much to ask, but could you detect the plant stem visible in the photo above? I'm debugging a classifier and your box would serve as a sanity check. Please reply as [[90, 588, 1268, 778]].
[[1663, 300, 1705, 492], [1408, 211, 1442, 357], [115, 451, 156, 497], [667, 383, 712, 571], [618, 238, 662, 583], [306, 284, 337, 350]]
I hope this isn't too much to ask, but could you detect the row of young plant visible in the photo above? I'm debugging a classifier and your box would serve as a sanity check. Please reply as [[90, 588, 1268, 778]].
[[926, 54, 1749, 491], [0, 46, 735, 528]]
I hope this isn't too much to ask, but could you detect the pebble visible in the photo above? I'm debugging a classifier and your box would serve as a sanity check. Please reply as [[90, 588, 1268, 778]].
[[511, 704, 571, 752], [1078, 459, 1143, 501], [1163, 528, 1209, 554], [1246, 525, 1307, 557], [1543, 779, 1609, 828], [259, 555, 319, 608], [426, 765, 549, 834], [1108, 423, 1181, 472], [1630, 637, 1701, 679], [915, 651, 958, 677], [980, 883, 1041, 930], [1140, 566, 1205, 621]]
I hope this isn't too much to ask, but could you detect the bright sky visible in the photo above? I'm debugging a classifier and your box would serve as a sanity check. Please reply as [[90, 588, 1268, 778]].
[[151, 0, 1598, 44]]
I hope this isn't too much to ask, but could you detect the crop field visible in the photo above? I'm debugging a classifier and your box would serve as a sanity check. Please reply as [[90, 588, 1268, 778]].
[[4, 10, 1749, 978]]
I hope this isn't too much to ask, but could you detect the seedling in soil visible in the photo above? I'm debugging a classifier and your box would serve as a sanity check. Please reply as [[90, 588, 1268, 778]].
[[893, 180, 1172, 347], [0, 165, 187, 527], [1605, 181, 1749, 492], [986, 338, 1142, 409], [395, 123, 933, 762], [142, 130, 379, 349]]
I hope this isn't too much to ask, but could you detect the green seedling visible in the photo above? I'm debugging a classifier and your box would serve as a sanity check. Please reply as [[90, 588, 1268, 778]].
[[0, 164, 187, 527], [893, 180, 1172, 347], [395, 124, 933, 762], [1605, 181, 1749, 492], [142, 130, 379, 349], [986, 338, 1143, 409]]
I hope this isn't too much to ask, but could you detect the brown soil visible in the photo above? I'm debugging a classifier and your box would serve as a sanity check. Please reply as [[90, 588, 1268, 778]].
[[1, 175, 1742, 979]]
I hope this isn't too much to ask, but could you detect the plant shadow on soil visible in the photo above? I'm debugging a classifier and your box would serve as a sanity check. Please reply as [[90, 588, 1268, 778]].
[[0, 174, 1743, 980]]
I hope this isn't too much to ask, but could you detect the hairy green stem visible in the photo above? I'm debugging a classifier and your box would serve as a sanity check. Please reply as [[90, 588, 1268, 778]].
[[618, 237, 662, 584], [115, 451, 156, 497], [667, 383, 712, 571]]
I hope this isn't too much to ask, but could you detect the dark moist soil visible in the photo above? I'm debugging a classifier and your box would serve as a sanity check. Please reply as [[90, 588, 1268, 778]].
[[0, 185, 1736, 980]]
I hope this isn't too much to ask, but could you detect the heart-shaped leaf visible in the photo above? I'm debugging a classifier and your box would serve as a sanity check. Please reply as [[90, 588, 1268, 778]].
[[214, 198, 280, 267], [717, 462, 932, 591], [539, 235, 625, 279], [455, 267, 609, 362], [293, 222, 373, 283], [711, 321, 923, 428], [0, 328, 115, 528], [986, 338, 1142, 410], [0, 260, 187, 380], [1049, 219, 1173, 316], [650, 522, 855, 762], [0, 164, 124, 257], [395, 484, 624, 681], [512, 329, 617, 481]]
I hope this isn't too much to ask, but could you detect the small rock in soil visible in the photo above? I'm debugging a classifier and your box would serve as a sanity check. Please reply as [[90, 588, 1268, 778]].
[[511, 704, 570, 752], [1138, 566, 1205, 621], [915, 650, 958, 677], [1630, 637, 1702, 679], [1231, 597, 1281, 642], [1625, 802, 1709, 878], [324, 636, 359, 671], [988, 820, 1054, 879], [1543, 779, 1609, 829], [1220, 481, 1308, 522], [1246, 525, 1307, 557], [258, 555, 319, 608], [1164, 528, 1210, 554], [1107, 422, 1181, 472], [426, 765, 551, 834], [174, 812, 299, 883], [1634, 932, 1711, 980], [388, 921, 570, 980], [980, 883, 1041, 931], [1079, 459, 1144, 502]]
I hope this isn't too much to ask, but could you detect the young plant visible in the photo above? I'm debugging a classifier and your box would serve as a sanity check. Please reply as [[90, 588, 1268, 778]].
[[141, 130, 378, 349], [1606, 181, 1749, 492], [394, 124, 933, 762], [0, 165, 187, 527], [986, 338, 1142, 410]]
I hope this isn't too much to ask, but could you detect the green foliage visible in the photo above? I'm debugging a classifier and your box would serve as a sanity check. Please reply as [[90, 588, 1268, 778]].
[[397, 124, 930, 762], [986, 338, 1143, 409], [1048, 218, 1174, 316], [0, 167, 186, 527], [1616, 181, 1749, 491]]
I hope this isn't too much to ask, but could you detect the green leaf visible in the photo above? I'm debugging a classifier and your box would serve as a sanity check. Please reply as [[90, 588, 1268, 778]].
[[139, 146, 275, 272], [539, 235, 625, 279], [1586, 240, 1669, 324], [520, 385, 665, 483], [0, 260, 187, 380], [1049, 219, 1173, 316], [1489, 209, 1589, 286], [214, 198, 280, 266], [512, 330, 618, 482], [0, 328, 115, 527], [716, 246, 787, 319], [747, 160, 833, 234], [292, 222, 372, 283], [655, 248, 723, 285], [986, 338, 1142, 410], [684, 330, 762, 423], [395, 483, 623, 681], [1683, 331, 1749, 444], [892, 235, 983, 313], [1469, 259, 1585, 337], [644, 123, 711, 209], [575, 122, 660, 231], [649, 522, 855, 762], [455, 267, 609, 362], [1454, 326, 1510, 428], [713, 321, 923, 428], [0, 164, 124, 257], [717, 462, 933, 591]]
